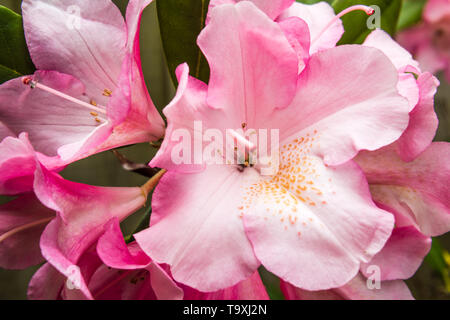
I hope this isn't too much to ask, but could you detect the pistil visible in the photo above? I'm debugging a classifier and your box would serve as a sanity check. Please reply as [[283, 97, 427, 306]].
[[311, 5, 375, 46]]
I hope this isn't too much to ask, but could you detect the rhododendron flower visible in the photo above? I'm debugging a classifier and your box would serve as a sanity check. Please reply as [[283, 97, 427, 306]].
[[29, 219, 182, 300], [134, 2, 413, 292], [35, 162, 164, 299], [0, 132, 165, 293], [0, 0, 164, 166], [397, 0, 450, 81]]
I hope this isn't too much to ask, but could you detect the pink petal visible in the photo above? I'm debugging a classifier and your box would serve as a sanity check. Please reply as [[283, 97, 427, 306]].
[[270, 45, 411, 166], [104, 0, 165, 140], [281, 273, 414, 300], [0, 134, 36, 195], [198, 1, 298, 126], [40, 218, 93, 299], [278, 2, 344, 54], [150, 64, 229, 173], [363, 29, 420, 71], [184, 271, 269, 300], [243, 0, 294, 20], [135, 166, 261, 292], [208, 0, 294, 21], [396, 72, 439, 161], [22, 0, 126, 104], [97, 218, 151, 269], [356, 142, 450, 236], [0, 193, 54, 269], [361, 226, 431, 281], [278, 17, 311, 74], [28, 263, 65, 300], [34, 164, 147, 295], [243, 159, 394, 291]]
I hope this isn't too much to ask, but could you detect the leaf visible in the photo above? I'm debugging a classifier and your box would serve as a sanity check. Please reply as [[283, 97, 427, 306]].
[[425, 238, 450, 293], [258, 267, 285, 300], [397, 0, 426, 31], [0, 5, 35, 84], [156, 0, 210, 86], [124, 205, 152, 244], [332, 0, 402, 44]]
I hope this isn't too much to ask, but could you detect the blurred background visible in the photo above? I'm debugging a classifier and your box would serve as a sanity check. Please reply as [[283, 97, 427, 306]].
[[0, 0, 449, 299]]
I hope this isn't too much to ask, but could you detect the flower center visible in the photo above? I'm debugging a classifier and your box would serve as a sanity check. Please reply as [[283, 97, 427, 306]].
[[21, 76, 108, 124]]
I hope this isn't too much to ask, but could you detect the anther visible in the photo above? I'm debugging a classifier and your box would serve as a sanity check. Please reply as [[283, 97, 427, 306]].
[[103, 89, 112, 97], [90, 111, 99, 117]]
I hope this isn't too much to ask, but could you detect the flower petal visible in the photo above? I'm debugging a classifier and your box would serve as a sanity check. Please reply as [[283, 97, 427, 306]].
[[135, 166, 261, 292], [281, 273, 414, 300], [278, 1, 344, 54], [243, 158, 394, 291], [198, 1, 298, 126], [396, 72, 439, 161], [361, 226, 431, 281], [97, 218, 151, 269], [0, 193, 54, 269], [268, 45, 411, 166], [356, 142, 450, 236], [183, 271, 269, 300], [22, 0, 126, 103], [28, 263, 65, 300]]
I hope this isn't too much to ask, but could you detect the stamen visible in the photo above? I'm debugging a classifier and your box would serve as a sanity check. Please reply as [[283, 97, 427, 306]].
[[22, 77, 107, 116], [311, 5, 375, 46], [103, 89, 112, 97], [228, 129, 256, 151]]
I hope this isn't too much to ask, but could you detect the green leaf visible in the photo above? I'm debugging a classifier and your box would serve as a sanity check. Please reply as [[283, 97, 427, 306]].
[[258, 267, 285, 300], [156, 0, 210, 86], [397, 0, 426, 31], [332, 0, 402, 44], [425, 238, 450, 292], [0, 5, 35, 84], [124, 203, 152, 244]]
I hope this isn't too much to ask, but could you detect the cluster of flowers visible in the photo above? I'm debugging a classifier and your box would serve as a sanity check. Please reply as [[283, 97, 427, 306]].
[[0, 0, 449, 300]]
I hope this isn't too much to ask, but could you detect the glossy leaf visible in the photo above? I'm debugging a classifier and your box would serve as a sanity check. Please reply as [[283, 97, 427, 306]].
[[332, 0, 402, 44], [0, 5, 35, 84], [156, 0, 210, 86]]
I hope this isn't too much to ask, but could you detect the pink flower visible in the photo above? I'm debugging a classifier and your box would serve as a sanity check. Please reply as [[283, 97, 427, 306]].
[[280, 273, 414, 300], [0, 133, 58, 269], [363, 29, 440, 161], [208, 0, 344, 54], [0, 0, 164, 165], [183, 272, 269, 300], [134, 2, 412, 292], [35, 162, 164, 299], [397, 0, 450, 81], [28, 219, 183, 300]]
